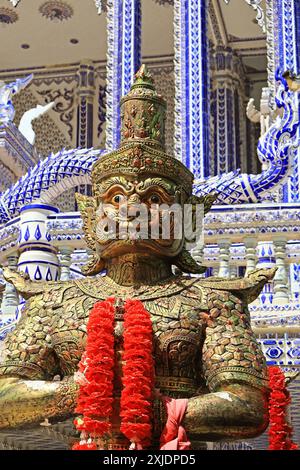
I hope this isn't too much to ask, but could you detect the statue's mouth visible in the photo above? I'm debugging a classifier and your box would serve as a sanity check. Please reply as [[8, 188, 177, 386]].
[[99, 237, 182, 259], [96, 215, 176, 245]]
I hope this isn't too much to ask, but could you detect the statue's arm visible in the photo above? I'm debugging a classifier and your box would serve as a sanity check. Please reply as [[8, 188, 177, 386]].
[[183, 291, 269, 441], [183, 383, 267, 441], [0, 285, 80, 428], [0, 376, 77, 428]]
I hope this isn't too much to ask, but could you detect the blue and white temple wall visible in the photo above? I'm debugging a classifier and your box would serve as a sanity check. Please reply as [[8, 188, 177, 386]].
[[211, 46, 247, 175], [173, 0, 210, 179], [266, 0, 300, 203]]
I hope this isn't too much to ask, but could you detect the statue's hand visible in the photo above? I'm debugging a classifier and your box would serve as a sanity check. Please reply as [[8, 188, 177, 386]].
[[245, 267, 277, 283], [0, 376, 77, 429], [3, 267, 29, 285], [2, 267, 44, 298]]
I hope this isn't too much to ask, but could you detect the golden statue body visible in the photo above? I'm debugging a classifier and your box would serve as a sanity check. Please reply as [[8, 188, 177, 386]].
[[0, 66, 273, 449]]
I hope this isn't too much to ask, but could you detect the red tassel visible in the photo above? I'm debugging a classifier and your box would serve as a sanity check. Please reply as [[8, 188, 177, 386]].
[[72, 297, 155, 451], [72, 442, 97, 451], [72, 298, 115, 450], [268, 366, 298, 450], [120, 299, 155, 449]]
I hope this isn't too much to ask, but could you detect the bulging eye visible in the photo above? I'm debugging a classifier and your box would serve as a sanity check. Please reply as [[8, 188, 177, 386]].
[[150, 194, 161, 204], [112, 194, 124, 204]]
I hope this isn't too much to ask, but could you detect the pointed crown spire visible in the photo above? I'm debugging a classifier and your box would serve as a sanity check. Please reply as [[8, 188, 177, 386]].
[[91, 65, 194, 197], [120, 64, 166, 149]]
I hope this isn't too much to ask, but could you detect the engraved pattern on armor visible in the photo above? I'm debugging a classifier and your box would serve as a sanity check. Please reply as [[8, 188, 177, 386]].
[[74, 274, 200, 301], [202, 290, 268, 390], [207, 368, 270, 392]]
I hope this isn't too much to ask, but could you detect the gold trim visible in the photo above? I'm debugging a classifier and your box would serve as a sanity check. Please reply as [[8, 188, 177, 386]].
[[207, 367, 269, 392]]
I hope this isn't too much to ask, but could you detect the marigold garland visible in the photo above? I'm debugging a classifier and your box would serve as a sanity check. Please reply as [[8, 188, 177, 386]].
[[72, 298, 115, 450], [268, 366, 298, 451], [120, 299, 155, 449]]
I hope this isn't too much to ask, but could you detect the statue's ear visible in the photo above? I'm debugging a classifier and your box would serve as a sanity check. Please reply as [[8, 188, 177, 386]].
[[186, 193, 217, 215], [173, 249, 206, 275], [183, 193, 216, 245], [76, 193, 106, 276], [81, 252, 105, 277], [75, 193, 98, 251]]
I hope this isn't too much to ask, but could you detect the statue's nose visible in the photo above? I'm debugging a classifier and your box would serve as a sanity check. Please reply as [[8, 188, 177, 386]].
[[119, 194, 142, 220], [125, 195, 143, 220], [128, 194, 141, 204]]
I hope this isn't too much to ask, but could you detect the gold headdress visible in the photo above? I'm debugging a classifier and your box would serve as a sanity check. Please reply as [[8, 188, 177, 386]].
[[91, 64, 194, 198]]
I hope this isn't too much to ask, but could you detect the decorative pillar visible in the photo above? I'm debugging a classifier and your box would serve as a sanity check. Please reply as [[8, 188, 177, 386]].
[[0, 254, 19, 319], [173, 0, 210, 178], [266, 1, 300, 307], [192, 243, 205, 277], [218, 239, 231, 278], [244, 236, 258, 276], [256, 241, 276, 305], [211, 47, 246, 175], [18, 204, 60, 281], [59, 247, 73, 281], [289, 261, 300, 303], [266, 0, 300, 202], [105, 0, 141, 151], [76, 61, 96, 149], [75, 61, 96, 199], [229, 265, 237, 278], [273, 236, 289, 305]]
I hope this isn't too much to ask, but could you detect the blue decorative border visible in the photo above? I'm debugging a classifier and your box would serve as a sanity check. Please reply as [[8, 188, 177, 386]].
[[106, 0, 141, 151], [174, 0, 210, 179], [20, 204, 59, 213]]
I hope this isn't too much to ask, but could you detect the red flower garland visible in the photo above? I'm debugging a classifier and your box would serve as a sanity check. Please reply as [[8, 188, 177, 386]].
[[72, 297, 155, 450], [120, 299, 155, 449], [268, 366, 298, 451], [72, 298, 115, 450]]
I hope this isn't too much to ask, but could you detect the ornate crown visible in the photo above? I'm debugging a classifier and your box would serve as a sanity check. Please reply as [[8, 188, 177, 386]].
[[91, 65, 194, 196]]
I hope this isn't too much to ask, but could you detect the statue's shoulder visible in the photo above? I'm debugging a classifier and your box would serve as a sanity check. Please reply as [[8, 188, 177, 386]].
[[73, 274, 107, 300], [2, 267, 84, 300], [191, 267, 276, 303]]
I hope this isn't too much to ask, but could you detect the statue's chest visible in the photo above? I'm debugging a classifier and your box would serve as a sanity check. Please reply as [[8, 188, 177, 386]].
[[146, 297, 204, 382], [113, 294, 205, 397]]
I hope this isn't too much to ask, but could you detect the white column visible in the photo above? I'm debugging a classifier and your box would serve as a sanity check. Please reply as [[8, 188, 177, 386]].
[[59, 247, 73, 281], [256, 241, 276, 305], [273, 236, 289, 305], [218, 239, 231, 278], [192, 243, 205, 277], [0, 253, 19, 319], [244, 236, 258, 276], [230, 265, 237, 278]]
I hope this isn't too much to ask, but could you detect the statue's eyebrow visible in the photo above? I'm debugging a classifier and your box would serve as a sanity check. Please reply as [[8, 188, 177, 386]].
[[136, 178, 177, 194], [97, 177, 134, 194]]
